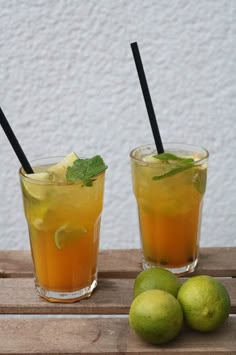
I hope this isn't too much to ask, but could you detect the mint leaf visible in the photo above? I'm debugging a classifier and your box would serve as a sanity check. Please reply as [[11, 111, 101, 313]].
[[152, 153, 207, 194], [66, 155, 107, 186], [153, 164, 193, 180], [153, 153, 194, 164], [152, 152, 194, 181]]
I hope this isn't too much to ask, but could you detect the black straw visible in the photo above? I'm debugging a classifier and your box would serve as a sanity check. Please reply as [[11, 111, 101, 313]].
[[0, 107, 34, 174], [130, 42, 164, 154]]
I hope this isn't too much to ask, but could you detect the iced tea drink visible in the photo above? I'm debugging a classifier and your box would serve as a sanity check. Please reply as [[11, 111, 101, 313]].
[[20, 153, 106, 302], [130, 144, 208, 275]]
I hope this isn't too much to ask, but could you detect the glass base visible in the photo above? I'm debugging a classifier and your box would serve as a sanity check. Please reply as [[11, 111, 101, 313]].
[[36, 279, 97, 303], [142, 258, 198, 276]]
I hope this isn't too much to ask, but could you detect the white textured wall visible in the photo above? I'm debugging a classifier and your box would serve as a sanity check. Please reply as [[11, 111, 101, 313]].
[[0, 0, 235, 250]]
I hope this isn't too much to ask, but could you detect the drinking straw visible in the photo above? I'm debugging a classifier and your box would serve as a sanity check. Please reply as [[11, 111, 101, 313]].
[[0, 107, 34, 174], [130, 42, 164, 154]]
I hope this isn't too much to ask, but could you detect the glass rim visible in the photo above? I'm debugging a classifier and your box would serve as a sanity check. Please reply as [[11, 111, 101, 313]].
[[130, 143, 209, 165], [19, 155, 106, 185]]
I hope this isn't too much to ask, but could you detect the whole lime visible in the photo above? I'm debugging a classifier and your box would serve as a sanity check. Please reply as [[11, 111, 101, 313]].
[[177, 275, 231, 332], [129, 289, 183, 344], [134, 268, 181, 298]]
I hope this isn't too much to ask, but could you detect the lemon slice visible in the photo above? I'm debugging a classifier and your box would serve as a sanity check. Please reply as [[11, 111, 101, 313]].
[[23, 172, 51, 200], [54, 224, 87, 250], [48, 152, 78, 180]]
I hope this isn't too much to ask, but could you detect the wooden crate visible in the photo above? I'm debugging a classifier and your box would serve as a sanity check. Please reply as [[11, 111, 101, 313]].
[[0, 247, 235, 354]]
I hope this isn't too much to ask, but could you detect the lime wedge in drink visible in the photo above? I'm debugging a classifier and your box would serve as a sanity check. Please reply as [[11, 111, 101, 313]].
[[48, 152, 78, 180], [142, 154, 174, 178], [22, 172, 51, 200], [143, 154, 161, 163], [144, 153, 206, 185], [192, 165, 207, 194], [32, 218, 44, 230], [54, 224, 87, 250]]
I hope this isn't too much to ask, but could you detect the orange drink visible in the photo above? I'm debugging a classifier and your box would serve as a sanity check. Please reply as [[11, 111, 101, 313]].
[[130, 144, 208, 275], [20, 154, 106, 302]]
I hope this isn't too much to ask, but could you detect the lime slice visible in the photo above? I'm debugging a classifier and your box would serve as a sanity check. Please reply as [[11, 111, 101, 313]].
[[32, 218, 44, 230], [54, 224, 87, 250], [193, 165, 207, 194], [22, 172, 51, 200], [48, 152, 78, 180], [142, 154, 171, 180], [143, 154, 161, 163]]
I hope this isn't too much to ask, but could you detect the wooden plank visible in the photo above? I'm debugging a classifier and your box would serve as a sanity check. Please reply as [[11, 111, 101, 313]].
[[0, 248, 236, 279], [0, 277, 235, 315], [0, 317, 235, 354], [0, 250, 33, 278], [99, 247, 236, 278], [0, 278, 133, 315]]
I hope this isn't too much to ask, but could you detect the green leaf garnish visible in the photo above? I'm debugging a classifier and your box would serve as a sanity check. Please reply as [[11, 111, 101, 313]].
[[153, 164, 193, 180], [66, 155, 107, 186], [153, 153, 194, 164], [152, 152, 194, 181]]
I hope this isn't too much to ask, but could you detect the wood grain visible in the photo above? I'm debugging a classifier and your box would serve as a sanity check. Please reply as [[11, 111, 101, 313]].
[[0, 248, 236, 279], [0, 277, 235, 315], [0, 250, 33, 278], [0, 278, 133, 314], [0, 248, 236, 354], [0, 317, 235, 354], [99, 247, 236, 278]]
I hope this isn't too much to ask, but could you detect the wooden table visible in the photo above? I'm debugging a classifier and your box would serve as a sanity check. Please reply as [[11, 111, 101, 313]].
[[0, 247, 235, 354]]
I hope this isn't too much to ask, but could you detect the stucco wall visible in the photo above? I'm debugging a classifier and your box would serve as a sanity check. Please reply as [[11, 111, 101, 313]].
[[0, 0, 235, 250]]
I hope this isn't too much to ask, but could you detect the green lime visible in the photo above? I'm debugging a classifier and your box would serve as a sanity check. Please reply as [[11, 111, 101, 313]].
[[54, 224, 87, 250], [134, 268, 181, 298], [177, 275, 231, 332], [22, 172, 51, 200], [129, 289, 183, 344], [192, 165, 207, 194]]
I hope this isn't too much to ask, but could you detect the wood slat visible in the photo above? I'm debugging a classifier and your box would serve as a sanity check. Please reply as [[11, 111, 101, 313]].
[[0, 248, 236, 279], [0, 317, 235, 354], [100, 247, 236, 278], [0, 277, 235, 315], [0, 250, 32, 278], [0, 278, 132, 315]]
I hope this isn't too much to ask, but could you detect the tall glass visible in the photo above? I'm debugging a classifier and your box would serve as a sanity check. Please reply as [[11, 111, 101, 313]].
[[19, 157, 106, 302], [130, 143, 209, 275]]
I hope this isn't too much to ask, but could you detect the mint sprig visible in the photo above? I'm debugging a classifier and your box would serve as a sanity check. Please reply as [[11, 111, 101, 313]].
[[66, 155, 107, 186], [153, 153, 194, 164], [152, 153, 194, 181]]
